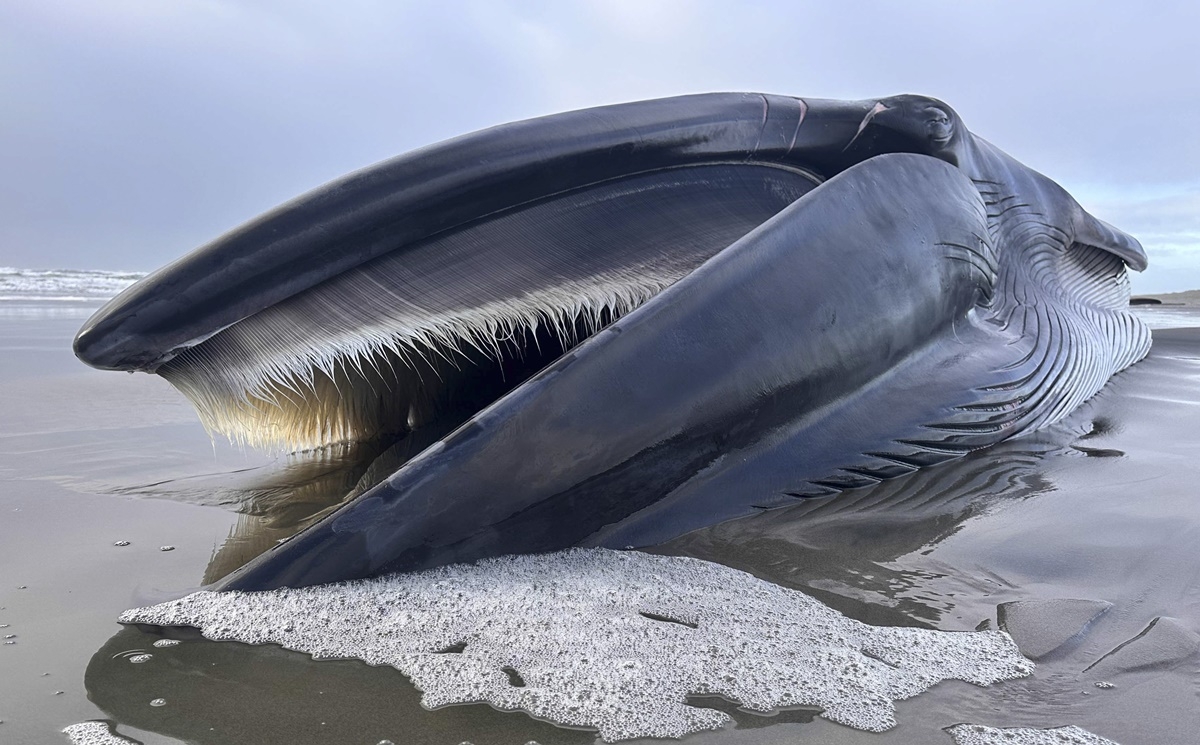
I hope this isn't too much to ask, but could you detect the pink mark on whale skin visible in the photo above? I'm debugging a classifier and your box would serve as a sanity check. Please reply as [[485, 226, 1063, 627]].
[[844, 101, 890, 151], [786, 98, 809, 155]]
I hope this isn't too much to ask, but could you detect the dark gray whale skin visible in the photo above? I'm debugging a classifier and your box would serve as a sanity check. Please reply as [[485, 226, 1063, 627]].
[[74, 95, 871, 371], [73, 94, 1150, 591]]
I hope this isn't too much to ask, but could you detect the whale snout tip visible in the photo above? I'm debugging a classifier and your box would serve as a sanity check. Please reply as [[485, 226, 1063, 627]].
[[73, 320, 124, 371], [1117, 247, 1149, 273], [73, 308, 155, 372]]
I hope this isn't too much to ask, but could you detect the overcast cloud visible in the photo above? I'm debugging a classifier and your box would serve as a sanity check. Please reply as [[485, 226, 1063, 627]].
[[2, 0, 1197, 292]]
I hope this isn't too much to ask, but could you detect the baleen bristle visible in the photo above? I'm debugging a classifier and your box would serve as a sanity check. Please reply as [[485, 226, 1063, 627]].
[[159, 271, 679, 451]]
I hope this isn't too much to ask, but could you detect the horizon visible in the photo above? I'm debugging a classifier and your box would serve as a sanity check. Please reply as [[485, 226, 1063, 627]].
[[3, 266, 1198, 302]]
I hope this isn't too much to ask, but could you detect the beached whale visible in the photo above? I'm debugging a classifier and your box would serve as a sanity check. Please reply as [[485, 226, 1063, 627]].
[[73, 94, 1150, 590]]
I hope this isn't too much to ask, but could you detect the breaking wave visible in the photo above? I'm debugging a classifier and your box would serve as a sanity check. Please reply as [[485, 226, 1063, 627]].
[[0, 267, 144, 302]]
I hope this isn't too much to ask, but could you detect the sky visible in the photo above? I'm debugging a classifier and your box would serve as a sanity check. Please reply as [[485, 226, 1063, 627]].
[[2, 0, 1198, 293]]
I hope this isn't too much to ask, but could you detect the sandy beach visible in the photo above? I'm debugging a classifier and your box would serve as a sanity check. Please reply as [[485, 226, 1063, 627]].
[[6, 0, 1200, 741], [2, 298, 1200, 744]]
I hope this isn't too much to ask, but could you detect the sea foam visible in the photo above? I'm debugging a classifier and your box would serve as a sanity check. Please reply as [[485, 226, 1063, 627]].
[[121, 548, 1033, 741], [947, 724, 1120, 745], [62, 721, 138, 745]]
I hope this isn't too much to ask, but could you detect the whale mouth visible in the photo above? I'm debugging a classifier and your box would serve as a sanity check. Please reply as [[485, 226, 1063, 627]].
[[81, 93, 911, 452], [156, 286, 632, 452], [153, 231, 692, 452], [80, 160, 821, 451]]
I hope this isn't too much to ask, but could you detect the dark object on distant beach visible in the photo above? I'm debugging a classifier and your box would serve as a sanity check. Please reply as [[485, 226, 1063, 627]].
[[1130, 297, 1163, 305], [73, 93, 1150, 590]]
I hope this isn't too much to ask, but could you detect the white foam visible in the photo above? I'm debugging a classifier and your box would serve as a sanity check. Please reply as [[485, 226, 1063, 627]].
[[947, 724, 1120, 745], [1130, 305, 1200, 330], [121, 549, 1033, 742], [62, 721, 139, 745]]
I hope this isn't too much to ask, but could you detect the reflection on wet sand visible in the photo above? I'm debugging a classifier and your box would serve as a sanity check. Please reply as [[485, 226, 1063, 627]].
[[111, 441, 386, 584], [111, 417, 459, 584], [131, 377, 1076, 600], [657, 431, 1066, 628], [82, 330, 1200, 745], [87, 624, 596, 745]]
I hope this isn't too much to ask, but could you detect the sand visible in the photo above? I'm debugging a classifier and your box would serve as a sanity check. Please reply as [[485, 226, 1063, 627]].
[[2, 300, 1200, 744]]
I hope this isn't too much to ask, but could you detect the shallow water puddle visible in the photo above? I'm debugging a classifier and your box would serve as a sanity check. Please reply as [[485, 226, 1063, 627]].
[[121, 548, 1032, 741]]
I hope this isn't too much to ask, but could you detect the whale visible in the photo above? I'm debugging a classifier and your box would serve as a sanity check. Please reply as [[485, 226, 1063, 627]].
[[73, 93, 1150, 590]]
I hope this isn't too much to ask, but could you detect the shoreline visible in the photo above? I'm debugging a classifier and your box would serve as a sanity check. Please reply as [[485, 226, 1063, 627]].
[[1130, 289, 1200, 306]]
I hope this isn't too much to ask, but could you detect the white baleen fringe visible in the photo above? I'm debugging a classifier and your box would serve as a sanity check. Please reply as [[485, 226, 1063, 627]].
[[160, 267, 682, 451]]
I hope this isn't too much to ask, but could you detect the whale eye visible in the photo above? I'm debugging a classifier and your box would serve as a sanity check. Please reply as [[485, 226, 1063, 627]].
[[924, 107, 953, 143]]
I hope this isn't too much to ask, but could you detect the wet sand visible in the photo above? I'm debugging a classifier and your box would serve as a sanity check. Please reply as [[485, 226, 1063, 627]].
[[2, 301, 1200, 744]]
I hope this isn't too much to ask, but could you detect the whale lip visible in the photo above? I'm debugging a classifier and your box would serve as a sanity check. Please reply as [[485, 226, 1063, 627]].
[[73, 299, 172, 371], [1106, 241, 1149, 272], [74, 290, 222, 372], [74, 307, 153, 371], [73, 316, 122, 370]]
